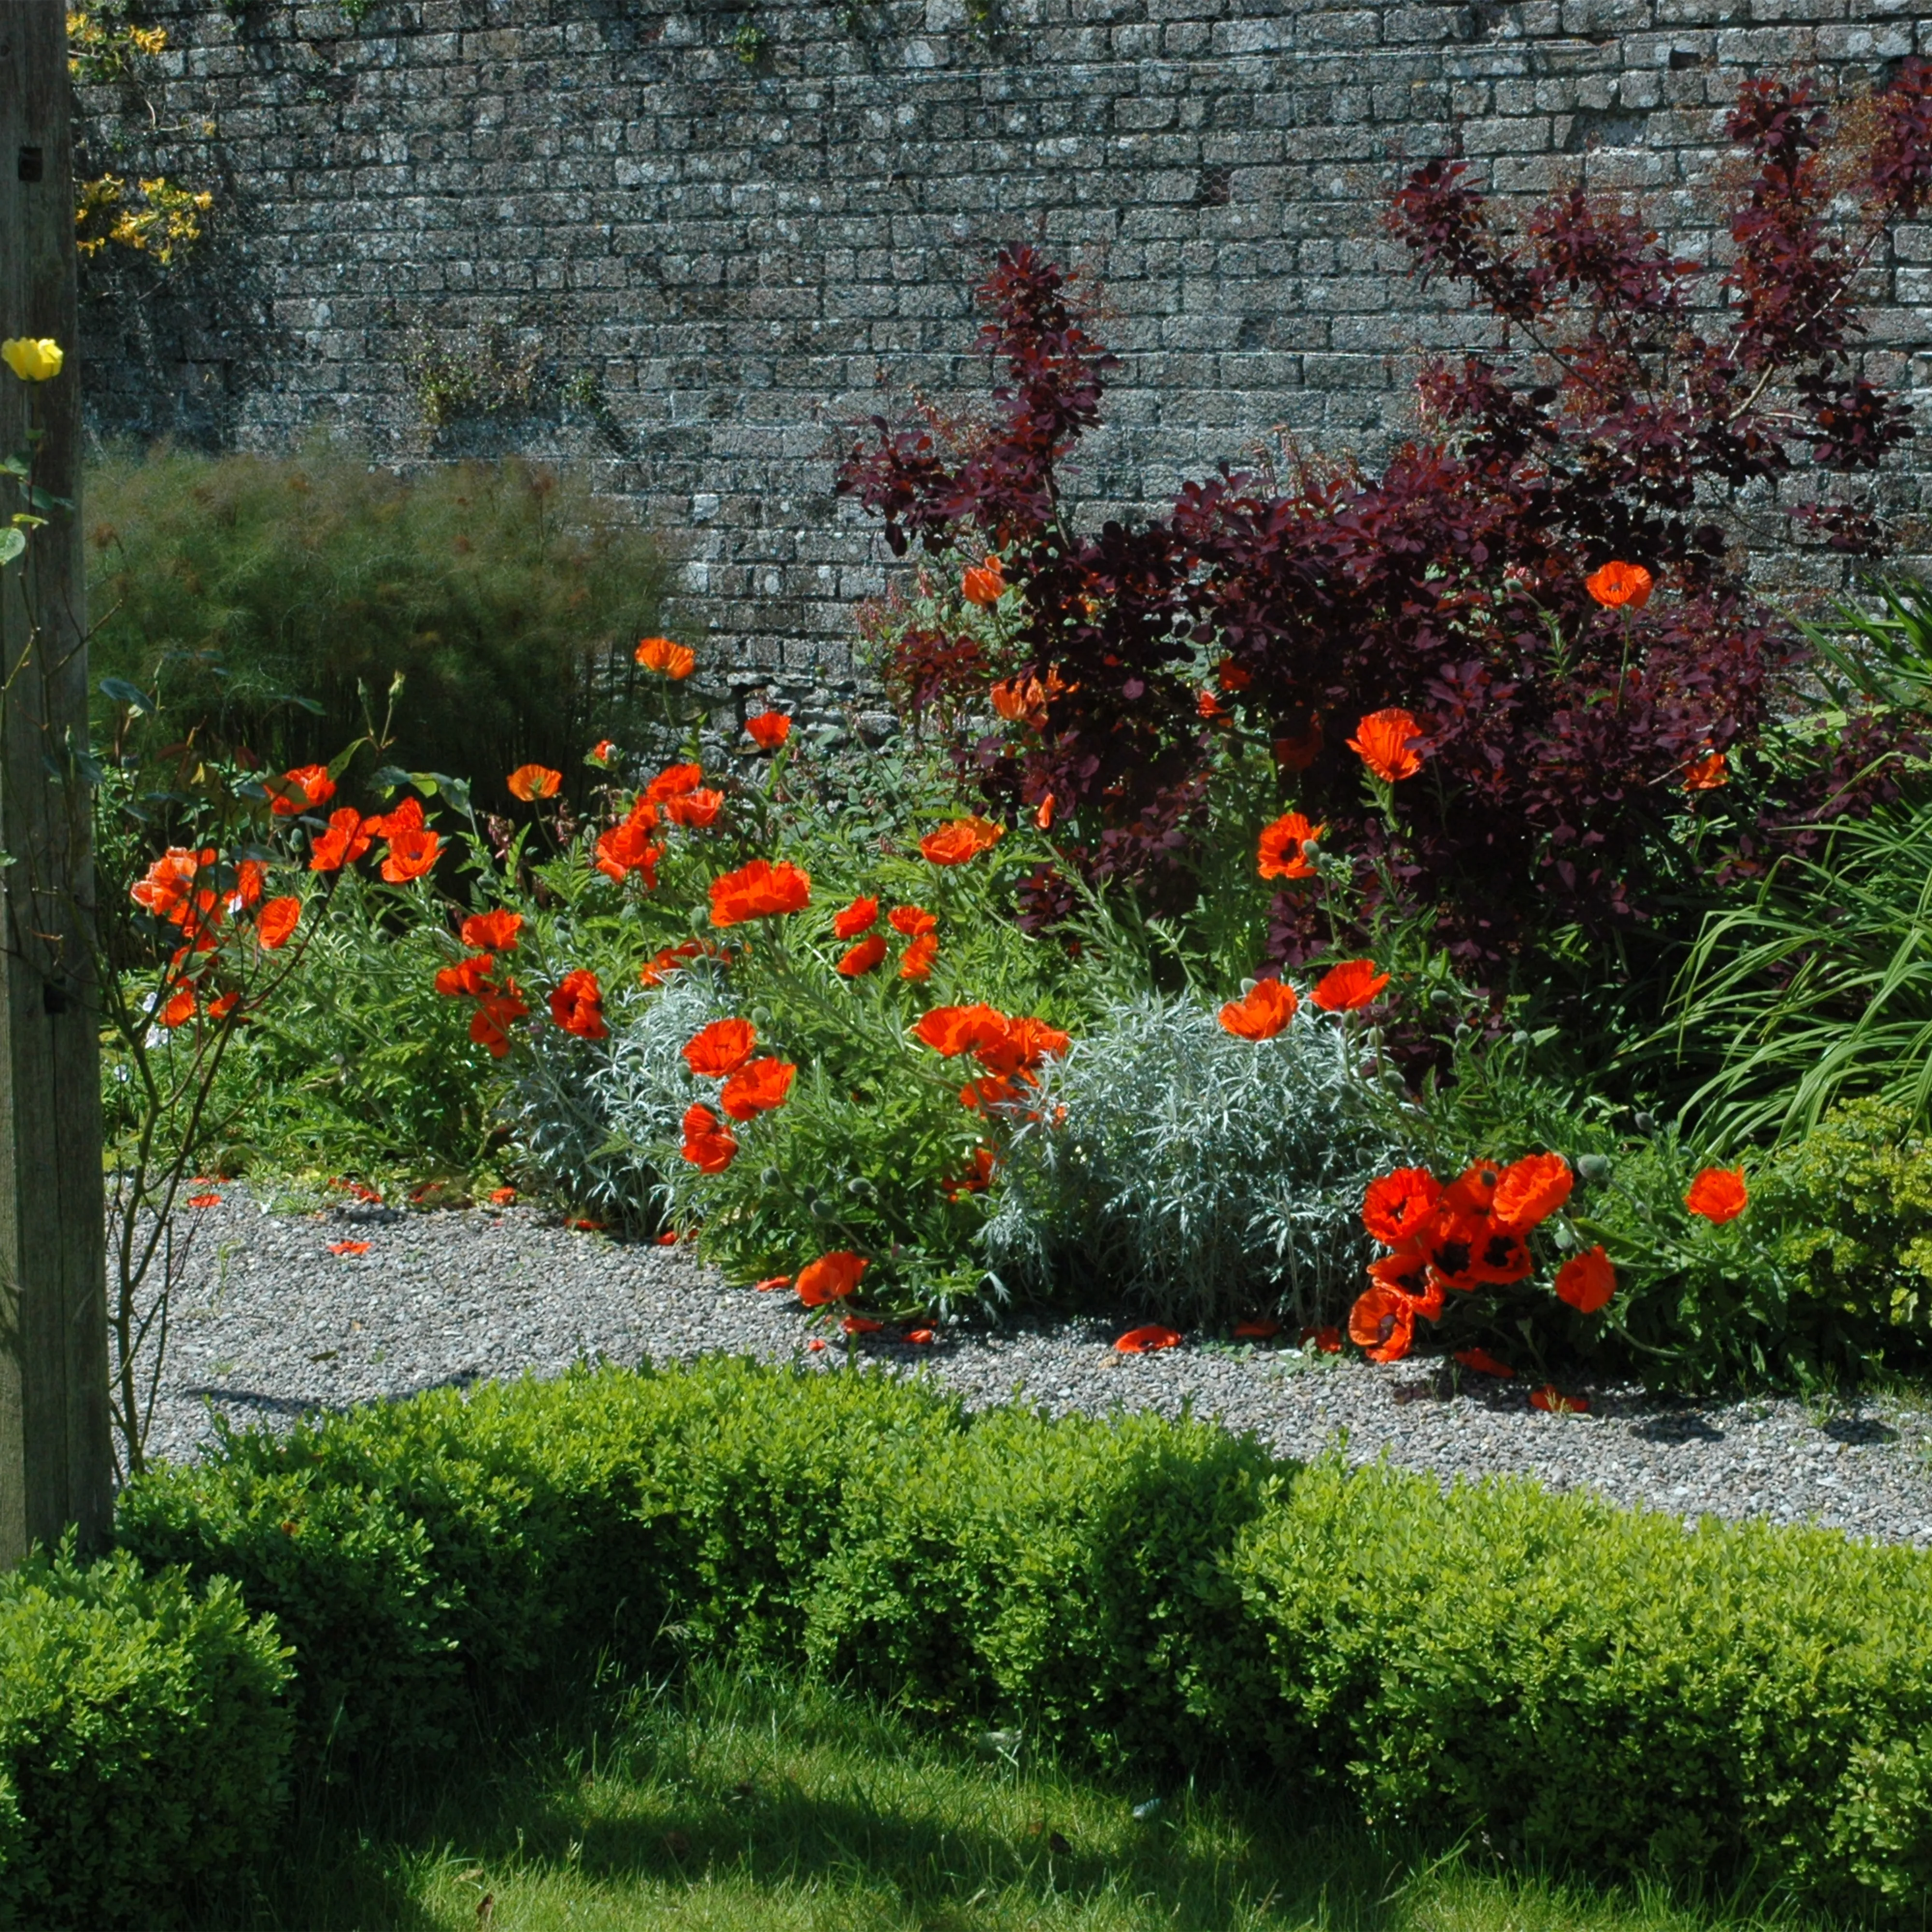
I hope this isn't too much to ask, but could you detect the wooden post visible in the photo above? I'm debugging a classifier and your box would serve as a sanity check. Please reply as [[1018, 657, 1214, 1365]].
[[0, 1, 112, 1560]]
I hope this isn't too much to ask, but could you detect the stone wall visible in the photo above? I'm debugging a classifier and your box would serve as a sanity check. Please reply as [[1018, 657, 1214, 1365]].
[[76, 0, 1932, 688]]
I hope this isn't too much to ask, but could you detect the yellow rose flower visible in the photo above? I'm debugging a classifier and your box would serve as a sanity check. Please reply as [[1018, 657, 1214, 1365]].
[[0, 339, 64, 383]]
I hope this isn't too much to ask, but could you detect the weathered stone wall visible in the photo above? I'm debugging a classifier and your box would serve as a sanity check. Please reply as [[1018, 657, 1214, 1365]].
[[76, 0, 1932, 688]]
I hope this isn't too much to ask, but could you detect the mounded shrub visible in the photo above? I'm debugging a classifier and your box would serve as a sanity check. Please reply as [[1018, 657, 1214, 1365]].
[[113, 1359, 1932, 1918], [0, 1543, 291, 1928]]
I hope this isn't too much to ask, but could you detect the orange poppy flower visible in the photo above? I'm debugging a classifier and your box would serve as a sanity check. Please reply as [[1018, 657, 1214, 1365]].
[[1584, 561, 1653, 609], [636, 635, 696, 678], [588, 739, 615, 766], [157, 982, 197, 1028], [1443, 1161, 1501, 1219], [434, 953, 497, 998], [1555, 1244, 1617, 1312], [683, 1018, 757, 1078], [310, 810, 374, 874], [369, 797, 440, 883], [663, 788, 724, 829], [1467, 1227, 1534, 1286], [1362, 1167, 1442, 1246], [709, 858, 811, 926], [1197, 689, 1230, 724], [992, 674, 1049, 727], [1367, 1247, 1444, 1318], [888, 904, 937, 937], [1682, 751, 1728, 792], [1454, 1347, 1515, 1378], [1218, 979, 1300, 1041], [1311, 958, 1390, 1011], [255, 896, 302, 950], [595, 808, 663, 887], [639, 939, 705, 985], [226, 859, 266, 914], [131, 846, 209, 921], [644, 763, 704, 806], [940, 1146, 998, 1200], [961, 554, 1006, 606], [838, 934, 888, 977], [1233, 1318, 1280, 1339], [549, 969, 608, 1040], [680, 1102, 739, 1174], [206, 991, 241, 1024], [507, 764, 563, 801], [268, 763, 335, 816], [980, 1015, 1070, 1075], [469, 980, 529, 1057], [461, 909, 524, 953], [1114, 1324, 1182, 1354], [746, 710, 792, 751], [920, 816, 1005, 866], [834, 895, 879, 940], [960, 1074, 1022, 1112], [719, 1057, 796, 1121], [1348, 1285, 1415, 1363], [1257, 811, 1323, 881], [899, 932, 938, 980], [797, 1250, 867, 1306], [1273, 717, 1323, 772], [1530, 1384, 1590, 1414], [1035, 793, 1055, 830], [1347, 708, 1425, 782], [1490, 1152, 1573, 1233], [1685, 1165, 1747, 1223], [914, 1004, 1009, 1059]]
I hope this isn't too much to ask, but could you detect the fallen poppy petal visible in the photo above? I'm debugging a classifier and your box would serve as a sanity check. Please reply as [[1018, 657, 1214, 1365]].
[[842, 1316, 886, 1335], [754, 1275, 793, 1293], [904, 1328, 936, 1345], [328, 1239, 370, 1256], [186, 1192, 222, 1209], [1529, 1384, 1590, 1414], [1114, 1324, 1182, 1354], [1454, 1347, 1515, 1378], [1233, 1318, 1281, 1339]]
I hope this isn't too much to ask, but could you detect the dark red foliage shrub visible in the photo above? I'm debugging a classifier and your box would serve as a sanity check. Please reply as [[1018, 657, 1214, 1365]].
[[838, 68, 1932, 970]]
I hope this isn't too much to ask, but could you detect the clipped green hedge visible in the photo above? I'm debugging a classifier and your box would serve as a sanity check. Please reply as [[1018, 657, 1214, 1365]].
[[0, 1543, 291, 1928], [110, 1359, 1932, 1920]]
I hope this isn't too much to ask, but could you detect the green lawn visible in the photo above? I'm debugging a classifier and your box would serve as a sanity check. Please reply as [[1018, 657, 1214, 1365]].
[[222, 1668, 1847, 1932]]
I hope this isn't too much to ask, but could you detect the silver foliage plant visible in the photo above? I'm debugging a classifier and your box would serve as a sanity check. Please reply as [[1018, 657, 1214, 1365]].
[[982, 994, 1410, 1327], [508, 964, 729, 1223]]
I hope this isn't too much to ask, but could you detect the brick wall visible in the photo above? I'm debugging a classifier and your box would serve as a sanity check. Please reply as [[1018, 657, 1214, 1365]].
[[76, 0, 1932, 690]]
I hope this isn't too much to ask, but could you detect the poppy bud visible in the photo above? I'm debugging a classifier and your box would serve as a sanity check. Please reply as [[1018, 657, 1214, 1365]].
[[809, 1194, 835, 1220], [760, 1166, 781, 1189], [1577, 1154, 1612, 1183], [689, 905, 710, 933], [1634, 1111, 1657, 1134]]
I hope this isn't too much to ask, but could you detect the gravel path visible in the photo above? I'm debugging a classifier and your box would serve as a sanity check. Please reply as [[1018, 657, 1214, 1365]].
[[136, 1187, 1932, 1547]]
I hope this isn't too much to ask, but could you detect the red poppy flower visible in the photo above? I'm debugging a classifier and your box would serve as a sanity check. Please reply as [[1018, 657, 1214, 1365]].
[[268, 763, 335, 816], [329, 1239, 371, 1256], [489, 1186, 517, 1206], [158, 983, 197, 1028], [1555, 1244, 1617, 1312], [1685, 1165, 1747, 1223], [888, 904, 937, 937], [1114, 1324, 1182, 1353], [256, 896, 302, 950], [1299, 1324, 1343, 1353], [1367, 1247, 1445, 1319], [596, 808, 663, 887], [1197, 689, 1230, 724], [507, 764, 563, 801], [680, 1102, 739, 1174], [1454, 1347, 1516, 1378], [1682, 751, 1729, 792], [1216, 656, 1252, 693], [369, 800, 439, 883], [940, 1146, 998, 1200], [1348, 1286, 1415, 1363], [1530, 1384, 1590, 1414], [588, 739, 615, 766], [469, 981, 529, 1057], [1415, 1208, 1486, 1292], [1468, 1227, 1534, 1286], [1443, 1162, 1501, 1219], [230, 859, 267, 911], [1035, 793, 1055, 830], [797, 1250, 867, 1306], [1362, 1167, 1441, 1245], [977, 1015, 1070, 1076], [459, 909, 522, 954], [549, 969, 607, 1040], [898, 932, 938, 980], [838, 934, 888, 977], [683, 1018, 757, 1078], [1218, 979, 1299, 1041], [663, 788, 724, 829], [719, 1057, 796, 1120], [1258, 811, 1323, 881], [1584, 561, 1652, 609], [1312, 959, 1390, 1011], [131, 846, 210, 921], [1273, 717, 1323, 771], [644, 763, 705, 806], [920, 816, 1005, 866], [435, 953, 497, 998], [746, 710, 792, 751], [959, 1074, 1022, 1112], [914, 1004, 1010, 1059], [636, 635, 696, 678], [806, 1337, 827, 1352], [1346, 709, 1424, 782], [310, 810, 374, 874], [834, 895, 879, 939], [961, 554, 1006, 606], [639, 940, 704, 985], [842, 1316, 885, 1335], [1233, 1318, 1281, 1339], [709, 858, 811, 926], [1491, 1152, 1573, 1233]]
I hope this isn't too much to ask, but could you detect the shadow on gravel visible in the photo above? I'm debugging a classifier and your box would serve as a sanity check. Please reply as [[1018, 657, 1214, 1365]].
[[1632, 1414, 1726, 1444]]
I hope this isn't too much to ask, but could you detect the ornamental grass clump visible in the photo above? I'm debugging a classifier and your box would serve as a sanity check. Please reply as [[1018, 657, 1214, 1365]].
[[983, 994, 1407, 1326]]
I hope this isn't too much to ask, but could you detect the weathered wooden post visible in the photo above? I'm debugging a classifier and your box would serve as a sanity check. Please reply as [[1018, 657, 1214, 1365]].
[[0, 0, 113, 1559]]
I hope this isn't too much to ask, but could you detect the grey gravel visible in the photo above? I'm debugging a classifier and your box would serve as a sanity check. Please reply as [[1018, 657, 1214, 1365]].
[[136, 1187, 1932, 1548]]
